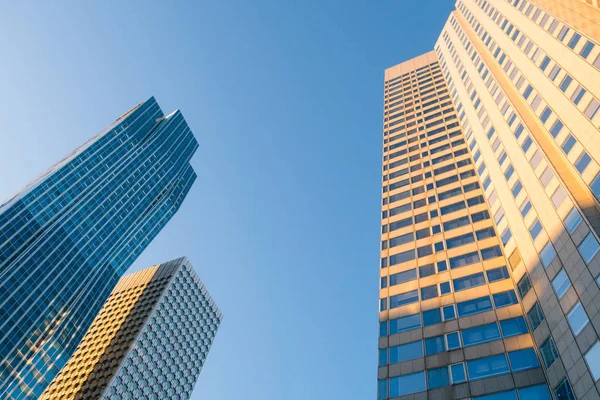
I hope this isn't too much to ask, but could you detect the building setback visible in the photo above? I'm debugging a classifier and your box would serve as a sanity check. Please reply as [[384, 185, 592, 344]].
[[0, 97, 197, 398], [41, 257, 221, 400], [378, 1, 600, 399]]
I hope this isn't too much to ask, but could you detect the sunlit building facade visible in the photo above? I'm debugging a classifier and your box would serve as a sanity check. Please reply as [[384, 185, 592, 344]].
[[378, 1, 600, 399], [41, 257, 221, 400], [0, 97, 198, 398]]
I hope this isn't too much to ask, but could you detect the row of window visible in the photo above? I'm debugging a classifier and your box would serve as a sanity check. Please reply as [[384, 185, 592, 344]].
[[381, 265, 510, 310], [380, 315, 529, 366], [384, 61, 440, 87], [384, 93, 452, 137], [382, 285, 517, 326], [385, 78, 447, 117], [385, 81, 448, 114], [377, 349, 541, 399]]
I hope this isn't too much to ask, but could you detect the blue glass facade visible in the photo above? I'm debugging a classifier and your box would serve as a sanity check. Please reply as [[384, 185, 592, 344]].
[[0, 97, 198, 399]]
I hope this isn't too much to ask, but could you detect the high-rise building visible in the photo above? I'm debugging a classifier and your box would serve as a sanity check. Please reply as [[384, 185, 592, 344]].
[[378, 1, 600, 399], [40, 257, 221, 400], [0, 97, 198, 398]]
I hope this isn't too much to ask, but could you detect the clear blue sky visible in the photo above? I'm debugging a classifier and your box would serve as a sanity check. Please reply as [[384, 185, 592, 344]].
[[0, 1, 454, 399]]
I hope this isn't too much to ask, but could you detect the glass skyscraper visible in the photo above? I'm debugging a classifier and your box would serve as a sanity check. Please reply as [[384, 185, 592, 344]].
[[41, 257, 221, 400], [0, 97, 198, 399], [378, 1, 600, 399]]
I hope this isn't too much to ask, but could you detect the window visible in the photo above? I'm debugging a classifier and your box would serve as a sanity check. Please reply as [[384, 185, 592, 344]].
[[540, 241, 557, 268], [481, 245, 502, 260], [549, 120, 563, 137], [379, 348, 388, 367], [579, 233, 600, 264], [501, 228, 512, 245], [380, 321, 387, 337], [390, 232, 415, 248], [474, 392, 517, 400], [554, 378, 576, 400], [437, 260, 448, 272], [467, 354, 510, 380], [517, 274, 532, 299], [423, 308, 442, 327], [500, 317, 529, 338], [561, 134, 576, 154], [427, 367, 450, 389], [585, 341, 600, 381], [540, 167, 554, 187], [508, 348, 540, 372], [567, 302, 589, 335], [443, 305, 456, 321], [453, 272, 486, 292], [529, 219, 543, 240], [390, 313, 421, 334], [552, 269, 571, 299], [571, 86, 586, 105], [389, 340, 423, 364], [493, 290, 518, 308], [450, 251, 480, 269], [564, 208, 582, 234], [389, 270, 417, 286], [504, 164, 515, 180], [551, 187, 567, 208], [549, 65, 561, 80], [421, 285, 438, 300], [441, 200, 466, 215], [540, 336, 559, 368], [585, 98, 600, 120], [446, 233, 475, 249], [389, 248, 416, 266], [527, 302, 545, 330], [444, 215, 470, 231], [389, 371, 426, 398], [378, 379, 387, 400], [457, 296, 493, 317], [520, 199, 532, 217], [487, 266, 509, 282], [440, 281, 451, 295], [390, 289, 419, 308], [425, 335, 446, 355], [568, 33, 581, 49], [559, 75, 572, 92], [575, 152, 591, 173], [581, 41, 595, 58], [472, 210, 490, 223], [593, 173, 600, 200], [380, 298, 387, 311], [518, 385, 551, 400], [446, 332, 461, 350], [419, 264, 435, 278], [450, 363, 467, 384], [522, 136, 533, 152], [540, 56, 550, 71], [540, 106, 552, 123], [462, 322, 500, 347], [512, 181, 522, 197]]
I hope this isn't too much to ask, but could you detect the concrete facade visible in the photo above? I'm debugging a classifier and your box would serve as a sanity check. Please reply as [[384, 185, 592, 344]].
[[378, 1, 600, 399]]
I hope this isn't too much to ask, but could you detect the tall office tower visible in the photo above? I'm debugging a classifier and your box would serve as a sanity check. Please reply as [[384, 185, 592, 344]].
[[0, 97, 198, 399], [378, 0, 600, 399], [41, 257, 221, 400]]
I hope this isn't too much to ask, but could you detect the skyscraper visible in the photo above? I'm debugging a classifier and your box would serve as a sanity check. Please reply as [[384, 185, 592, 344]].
[[378, 1, 600, 399], [0, 97, 198, 398], [40, 257, 221, 400]]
